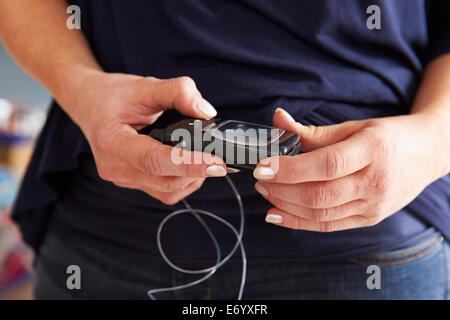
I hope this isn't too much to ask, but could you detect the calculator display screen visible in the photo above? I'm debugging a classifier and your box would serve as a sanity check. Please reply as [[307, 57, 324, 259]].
[[211, 120, 284, 147]]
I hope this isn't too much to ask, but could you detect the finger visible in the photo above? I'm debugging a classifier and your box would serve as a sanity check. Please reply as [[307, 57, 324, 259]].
[[138, 176, 201, 193], [117, 130, 227, 177], [259, 197, 367, 222], [254, 131, 377, 183], [265, 207, 375, 232], [136, 76, 217, 119], [255, 173, 364, 208], [141, 178, 205, 205], [272, 108, 368, 152], [113, 170, 199, 193]]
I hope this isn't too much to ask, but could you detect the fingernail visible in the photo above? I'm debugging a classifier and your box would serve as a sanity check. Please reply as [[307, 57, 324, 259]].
[[253, 167, 275, 180], [206, 165, 226, 177], [255, 182, 269, 197], [197, 98, 217, 119], [275, 107, 295, 123], [266, 214, 283, 224]]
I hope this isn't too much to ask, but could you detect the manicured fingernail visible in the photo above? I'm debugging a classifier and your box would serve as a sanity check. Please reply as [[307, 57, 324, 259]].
[[275, 107, 295, 123], [255, 182, 269, 197], [197, 98, 217, 119], [206, 165, 226, 177], [253, 167, 275, 180], [266, 214, 283, 224]]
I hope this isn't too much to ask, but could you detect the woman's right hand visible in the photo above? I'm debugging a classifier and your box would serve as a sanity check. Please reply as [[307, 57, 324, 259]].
[[63, 71, 227, 205], [0, 0, 227, 205]]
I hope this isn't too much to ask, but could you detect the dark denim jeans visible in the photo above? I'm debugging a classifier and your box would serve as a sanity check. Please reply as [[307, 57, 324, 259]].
[[34, 232, 449, 300]]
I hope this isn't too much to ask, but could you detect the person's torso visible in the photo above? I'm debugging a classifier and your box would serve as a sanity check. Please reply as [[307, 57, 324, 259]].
[[18, 0, 450, 260]]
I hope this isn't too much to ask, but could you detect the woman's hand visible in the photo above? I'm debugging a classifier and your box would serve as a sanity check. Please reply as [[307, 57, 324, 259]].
[[254, 108, 449, 232], [0, 0, 228, 205], [66, 71, 227, 205]]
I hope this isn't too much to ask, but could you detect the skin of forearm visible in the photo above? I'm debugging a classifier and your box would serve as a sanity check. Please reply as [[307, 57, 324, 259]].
[[410, 54, 450, 177], [0, 0, 103, 125]]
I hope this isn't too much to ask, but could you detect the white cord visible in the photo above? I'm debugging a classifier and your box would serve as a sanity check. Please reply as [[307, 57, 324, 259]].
[[147, 175, 247, 300]]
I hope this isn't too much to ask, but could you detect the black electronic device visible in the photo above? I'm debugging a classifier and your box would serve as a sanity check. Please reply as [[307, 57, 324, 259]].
[[139, 118, 301, 170]]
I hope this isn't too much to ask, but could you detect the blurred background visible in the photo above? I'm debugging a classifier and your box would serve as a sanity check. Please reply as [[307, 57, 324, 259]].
[[0, 43, 49, 299]]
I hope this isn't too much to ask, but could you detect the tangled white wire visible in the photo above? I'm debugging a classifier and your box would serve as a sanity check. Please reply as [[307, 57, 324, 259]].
[[147, 175, 247, 300]]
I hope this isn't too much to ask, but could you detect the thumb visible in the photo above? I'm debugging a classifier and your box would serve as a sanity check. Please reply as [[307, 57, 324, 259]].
[[136, 76, 217, 119], [272, 108, 368, 152]]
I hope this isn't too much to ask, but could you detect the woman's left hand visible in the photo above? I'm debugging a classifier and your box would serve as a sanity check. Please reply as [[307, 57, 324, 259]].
[[254, 108, 448, 232]]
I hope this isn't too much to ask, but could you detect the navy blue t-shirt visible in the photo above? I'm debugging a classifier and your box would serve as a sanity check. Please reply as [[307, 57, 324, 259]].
[[13, 0, 450, 263]]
